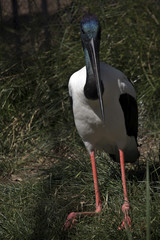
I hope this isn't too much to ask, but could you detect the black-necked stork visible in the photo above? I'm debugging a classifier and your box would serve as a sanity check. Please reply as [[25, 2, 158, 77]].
[[64, 14, 139, 230]]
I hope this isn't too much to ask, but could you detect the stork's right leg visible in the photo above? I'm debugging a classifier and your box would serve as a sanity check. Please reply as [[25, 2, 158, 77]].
[[63, 151, 102, 230]]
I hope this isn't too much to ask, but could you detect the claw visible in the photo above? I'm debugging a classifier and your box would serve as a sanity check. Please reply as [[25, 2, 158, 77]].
[[118, 201, 131, 230], [118, 215, 131, 230], [63, 212, 77, 231]]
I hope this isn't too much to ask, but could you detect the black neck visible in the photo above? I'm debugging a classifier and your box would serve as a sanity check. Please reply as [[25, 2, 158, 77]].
[[84, 48, 104, 100]]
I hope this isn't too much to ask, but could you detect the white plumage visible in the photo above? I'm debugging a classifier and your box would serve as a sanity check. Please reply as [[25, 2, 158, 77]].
[[69, 62, 139, 161]]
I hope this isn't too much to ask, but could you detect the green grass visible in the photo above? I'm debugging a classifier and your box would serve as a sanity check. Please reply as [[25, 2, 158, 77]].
[[0, 0, 160, 239], [0, 152, 160, 239], [146, 159, 150, 240]]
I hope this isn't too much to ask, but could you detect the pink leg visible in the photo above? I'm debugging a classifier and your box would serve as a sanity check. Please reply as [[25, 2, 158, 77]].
[[118, 149, 131, 230], [63, 151, 102, 230]]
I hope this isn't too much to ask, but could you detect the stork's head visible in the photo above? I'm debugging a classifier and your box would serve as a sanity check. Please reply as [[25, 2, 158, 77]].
[[80, 14, 101, 55], [80, 14, 104, 123]]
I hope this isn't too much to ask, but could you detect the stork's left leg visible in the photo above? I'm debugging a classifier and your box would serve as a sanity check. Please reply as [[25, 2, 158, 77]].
[[118, 149, 131, 229]]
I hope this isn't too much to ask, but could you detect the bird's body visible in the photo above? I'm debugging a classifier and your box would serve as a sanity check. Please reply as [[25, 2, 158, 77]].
[[69, 62, 139, 162], [64, 13, 139, 230]]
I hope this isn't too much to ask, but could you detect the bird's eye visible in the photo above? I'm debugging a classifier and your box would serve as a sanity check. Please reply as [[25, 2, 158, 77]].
[[81, 28, 85, 34]]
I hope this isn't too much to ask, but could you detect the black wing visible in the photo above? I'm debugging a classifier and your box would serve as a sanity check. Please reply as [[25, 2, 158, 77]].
[[119, 93, 138, 141]]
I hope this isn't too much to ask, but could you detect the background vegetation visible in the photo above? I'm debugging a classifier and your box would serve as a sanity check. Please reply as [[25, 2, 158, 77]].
[[0, 0, 160, 239]]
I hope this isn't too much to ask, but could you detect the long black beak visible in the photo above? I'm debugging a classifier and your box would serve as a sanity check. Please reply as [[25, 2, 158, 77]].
[[88, 38, 105, 123]]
